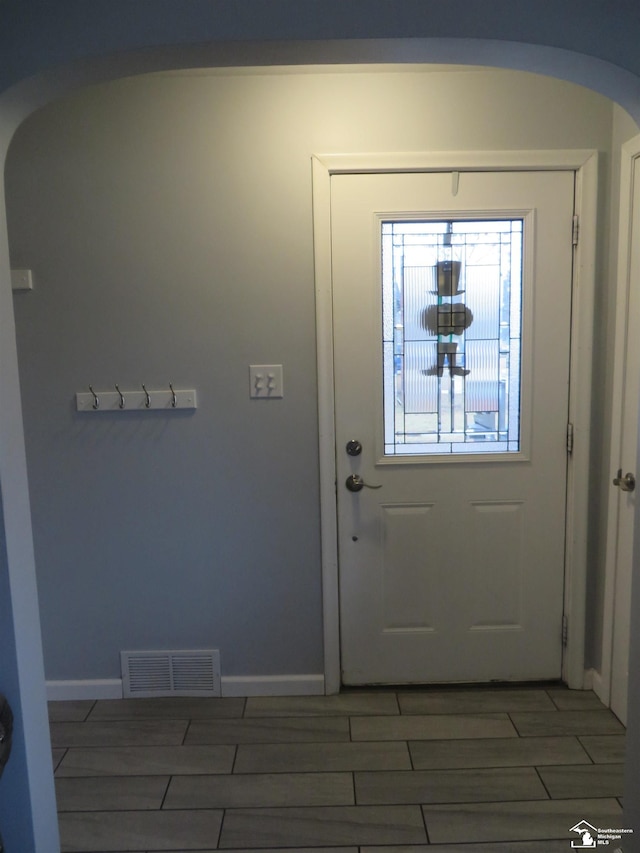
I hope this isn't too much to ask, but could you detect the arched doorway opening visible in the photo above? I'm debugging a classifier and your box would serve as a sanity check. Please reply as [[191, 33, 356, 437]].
[[2, 34, 640, 852]]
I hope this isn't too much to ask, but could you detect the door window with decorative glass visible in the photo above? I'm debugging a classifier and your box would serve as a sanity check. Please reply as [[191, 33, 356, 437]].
[[382, 219, 523, 456]]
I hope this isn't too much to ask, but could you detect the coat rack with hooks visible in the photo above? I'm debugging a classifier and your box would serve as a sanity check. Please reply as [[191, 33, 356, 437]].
[[76, 384, 197, 412]]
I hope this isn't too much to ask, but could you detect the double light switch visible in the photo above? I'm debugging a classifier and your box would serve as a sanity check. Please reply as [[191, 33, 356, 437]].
[[249, 364, 284, 399]]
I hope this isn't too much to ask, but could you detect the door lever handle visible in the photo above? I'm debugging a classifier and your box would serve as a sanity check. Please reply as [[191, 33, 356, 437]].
[[613, 469, 636, 492], [345, 474, 382, 492]]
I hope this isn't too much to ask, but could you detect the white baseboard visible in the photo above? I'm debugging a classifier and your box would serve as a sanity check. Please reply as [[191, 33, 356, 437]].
[[47, 679, 123, 701], [221, 674, 325, 697], [47, 674, 325, 700]]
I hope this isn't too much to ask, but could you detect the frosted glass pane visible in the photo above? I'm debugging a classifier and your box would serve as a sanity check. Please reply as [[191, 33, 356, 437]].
[[404, 267, 438, 341], [465, 267, 500, 341], [404, 413, 439, 437], [510, 231, 523, 332], [382, 219, 523, 456], [382, 231, 395, 341], [452, 220, 514, 233], [508, 338, 521, 443], [383, 341, 396, 447], [465, 340, 500, 411], [405, 342, 439, 413]]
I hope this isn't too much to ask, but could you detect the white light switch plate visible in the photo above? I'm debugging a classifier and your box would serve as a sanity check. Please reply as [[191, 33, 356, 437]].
[[11, 269, 33, 291], [249, 364, 283, 398]]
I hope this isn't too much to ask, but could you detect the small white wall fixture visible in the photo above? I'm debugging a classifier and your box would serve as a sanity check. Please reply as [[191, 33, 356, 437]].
[[313, 150, 599, 695]]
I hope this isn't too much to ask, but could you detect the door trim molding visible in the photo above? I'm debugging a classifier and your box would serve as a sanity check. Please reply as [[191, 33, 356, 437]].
[[312, 150, 598, 694]]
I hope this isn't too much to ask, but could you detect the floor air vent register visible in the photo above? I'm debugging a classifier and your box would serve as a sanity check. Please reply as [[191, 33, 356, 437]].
[[120, 649, 221, 698]]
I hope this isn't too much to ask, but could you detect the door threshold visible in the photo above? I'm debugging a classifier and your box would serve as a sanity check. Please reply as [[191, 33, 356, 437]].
[[339, 679, 567, 693]]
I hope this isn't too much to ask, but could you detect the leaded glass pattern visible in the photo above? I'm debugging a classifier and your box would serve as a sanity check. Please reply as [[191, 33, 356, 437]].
[[382, 219, 523, 456]]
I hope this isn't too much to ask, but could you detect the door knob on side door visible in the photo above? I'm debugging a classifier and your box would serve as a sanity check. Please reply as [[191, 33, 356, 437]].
[[613, 469, 636, 492], [345, 474, 382, 492]]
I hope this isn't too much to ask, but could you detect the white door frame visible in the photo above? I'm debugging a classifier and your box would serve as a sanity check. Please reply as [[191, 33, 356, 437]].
[[600, 133, 640, 713], [312, 150, 598, 694]]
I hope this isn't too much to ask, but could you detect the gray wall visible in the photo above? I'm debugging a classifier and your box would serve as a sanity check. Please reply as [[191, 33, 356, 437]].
[[5, 67, 618, 684]]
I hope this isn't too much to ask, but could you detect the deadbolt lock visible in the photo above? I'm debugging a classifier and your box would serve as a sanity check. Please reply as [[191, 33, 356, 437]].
[[613, 469, 636, 492]]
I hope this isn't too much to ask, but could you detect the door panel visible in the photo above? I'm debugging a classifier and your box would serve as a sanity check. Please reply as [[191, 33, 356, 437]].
[[468, 500, 524, 629], [381, 503, 436, 631], [609, 141, 640, 724], [332, 170, 575, 685]]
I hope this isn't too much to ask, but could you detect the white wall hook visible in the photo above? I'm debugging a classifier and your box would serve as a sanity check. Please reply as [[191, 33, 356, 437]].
[[76, 386, 198, 412]]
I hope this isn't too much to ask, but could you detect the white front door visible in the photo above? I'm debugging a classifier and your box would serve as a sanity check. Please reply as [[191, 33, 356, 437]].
[[331, 169, 575, 685]]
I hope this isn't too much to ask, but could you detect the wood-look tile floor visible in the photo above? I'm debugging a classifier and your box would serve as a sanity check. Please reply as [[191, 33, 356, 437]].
[[49, 685, 627, 852]]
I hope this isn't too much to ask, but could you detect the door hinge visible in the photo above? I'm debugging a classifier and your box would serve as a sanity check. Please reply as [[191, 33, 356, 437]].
[[572, 214, 579, 246], [566, 422, 574, 454], [562, 614, 569, 647]]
